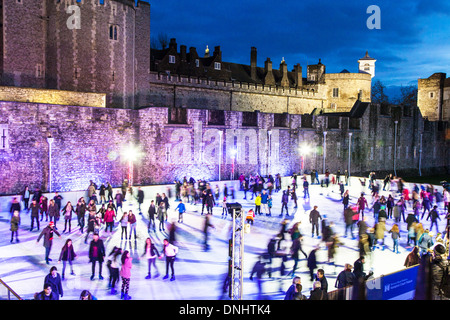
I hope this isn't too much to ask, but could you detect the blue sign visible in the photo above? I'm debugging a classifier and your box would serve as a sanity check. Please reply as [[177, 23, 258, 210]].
[[366, 266, 419, 300]]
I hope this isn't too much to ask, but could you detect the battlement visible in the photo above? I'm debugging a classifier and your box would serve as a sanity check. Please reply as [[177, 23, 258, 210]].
[[0, 86, 106, 108], [149, 72, 321, 99]]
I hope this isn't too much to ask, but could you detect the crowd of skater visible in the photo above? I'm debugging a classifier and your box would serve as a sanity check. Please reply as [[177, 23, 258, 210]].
[[4, 170, 450, 300]]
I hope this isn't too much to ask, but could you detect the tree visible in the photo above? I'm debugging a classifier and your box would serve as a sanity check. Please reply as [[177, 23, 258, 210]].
[[371, 79, 389, 104], [395, 85, 417, 107], [150, 33, 170, 50]]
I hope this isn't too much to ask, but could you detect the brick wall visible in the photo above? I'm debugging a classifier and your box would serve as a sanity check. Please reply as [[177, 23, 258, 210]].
[[0, 100, 448, 195]]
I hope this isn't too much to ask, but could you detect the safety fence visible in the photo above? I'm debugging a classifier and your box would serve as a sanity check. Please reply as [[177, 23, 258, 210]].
[[0, 278, 22, 300], [327, 264, 419, 300]]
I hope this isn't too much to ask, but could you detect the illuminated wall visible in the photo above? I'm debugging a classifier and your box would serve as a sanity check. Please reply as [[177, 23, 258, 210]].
[[0, 101, 448, 195]]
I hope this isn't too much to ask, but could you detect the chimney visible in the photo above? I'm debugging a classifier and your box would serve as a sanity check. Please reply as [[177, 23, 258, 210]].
[[251, 47, 257, 81], [264, 58, 275, 86], [180, 45, 187, 61], [169, 38, 177, 50], [294, 63, 302, 88], [214, 46, 222, 61], [189, 47, 198, 58], [280, 60, 289, 88]]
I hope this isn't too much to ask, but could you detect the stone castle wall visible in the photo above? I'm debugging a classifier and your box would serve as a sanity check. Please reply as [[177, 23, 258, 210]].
[[0, 86, 106, 108], [0, 100, 448, 195], [1, 0, 151, 109]]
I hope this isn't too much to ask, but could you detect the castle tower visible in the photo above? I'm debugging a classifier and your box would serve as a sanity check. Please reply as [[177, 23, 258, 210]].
[[418, 73, 448, 121], [358, 51, 376, 78], [1, 0, 151, 109]]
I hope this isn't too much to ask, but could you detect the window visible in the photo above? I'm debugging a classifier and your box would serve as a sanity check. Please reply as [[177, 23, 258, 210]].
[[214, 62, 221, 70], [109, 25, 118, 41], [370, 147, 374, 161], [74, 67, 81, 79], [310, 74, 316, 81], [330, 103, 337, 110], [274, 113, 288, 127], [208, 110, 225, 125], [195, 59, 200, 68], [36, 64, 44, 78], [332, 88, 339, 98], [242, 112, 258, 127], [0, 125, 9, 150], [429, 92, 434, 98], [169, 55, 176, 64], [168, 107, 187, 124]]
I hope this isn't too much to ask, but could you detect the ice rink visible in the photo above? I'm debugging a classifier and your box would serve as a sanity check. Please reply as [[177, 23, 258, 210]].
[[0, 176, 447, 300]]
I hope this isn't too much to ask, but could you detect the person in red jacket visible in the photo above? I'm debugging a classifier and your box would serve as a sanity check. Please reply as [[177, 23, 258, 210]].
[[357, 193, 369, 219], [103, 205, 116, 234]]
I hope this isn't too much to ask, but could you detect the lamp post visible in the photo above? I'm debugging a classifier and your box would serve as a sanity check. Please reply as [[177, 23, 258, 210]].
[[348, 132, 352, 177], [267, 130, 272, 176], [418, 132, 423, 177], [122, 142, 142, 187], [299, 143, 311, 175], [218, 131, 223, 181], [323, 131, 327, 174], [47, 136, 54, 192], [230, 148, 237, 180], [394, 120, 398, 177]]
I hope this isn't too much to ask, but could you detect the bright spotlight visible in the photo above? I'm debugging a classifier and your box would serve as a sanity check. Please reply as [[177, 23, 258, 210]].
[[121, 142, 143, 163], [299, 144, 312, 155]]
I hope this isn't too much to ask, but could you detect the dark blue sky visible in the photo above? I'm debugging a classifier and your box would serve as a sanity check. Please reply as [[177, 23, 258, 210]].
[[148, 0, 450, 92]]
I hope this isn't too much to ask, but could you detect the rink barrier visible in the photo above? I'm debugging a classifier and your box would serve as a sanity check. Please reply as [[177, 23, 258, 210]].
[[327, 264, 420, 300], [0, 278, 22, 300]]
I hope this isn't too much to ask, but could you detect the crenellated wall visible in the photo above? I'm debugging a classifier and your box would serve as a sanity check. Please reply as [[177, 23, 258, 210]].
[[0, 100, 448, 195]]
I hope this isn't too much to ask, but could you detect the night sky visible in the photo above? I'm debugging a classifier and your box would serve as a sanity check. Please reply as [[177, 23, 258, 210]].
[[148, 0, 450, 98]]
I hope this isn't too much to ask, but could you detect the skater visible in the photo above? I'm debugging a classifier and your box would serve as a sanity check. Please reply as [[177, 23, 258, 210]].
[[309, 206, 322, 238], [61, 201, 75, 233], [85, 211, 99, 244], [35, 283, 58, 300], [142, 238, 160, 279], [39, 195, 48, 222], [29, 199, 40, 231], [37, 221, 61, 264], [128, 210, 137, 241], [206, 192, 215, 215], [427, 205, 441, 234], [43, 266, 63, 300], [147, 200, 156, 231], [159, 238, 179, 281], [58, 239, 77, 280], [76, 197, 87, 233], [203, 213, 215, 251], [357, 193, 369, 219], [120, 211, 129, 240], [303, 178, 310, 199], [307, 247, 319, 281], [175, 199, 186, 223], [374, 218, 387, 250], [157, 201, 166, 231], [221, 196, 228, 218], [389, 224, 401, 254], [10, 210, 20, 243], [120, 250, 133, 300], [107, 247, 122, 294], [137, 187, 144, 214], [48, 199, 59, 229], [103, 204, 116, 233], [246, 209, 255, 225], [280, 190, 289, 217], [88, 233, 106, 280]]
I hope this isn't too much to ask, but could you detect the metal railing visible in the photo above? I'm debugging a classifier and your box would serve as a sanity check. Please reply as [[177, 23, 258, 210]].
[[0, 278, 22, 300]]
